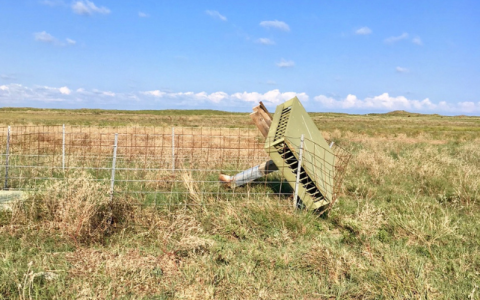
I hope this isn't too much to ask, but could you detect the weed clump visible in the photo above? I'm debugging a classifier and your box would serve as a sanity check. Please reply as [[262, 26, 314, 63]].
[[10, 171, 132, 244]]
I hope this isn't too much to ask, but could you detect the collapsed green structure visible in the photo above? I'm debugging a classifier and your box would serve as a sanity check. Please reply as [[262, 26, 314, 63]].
[[265, 97, 335, 210], [219, 96, 346, 211]]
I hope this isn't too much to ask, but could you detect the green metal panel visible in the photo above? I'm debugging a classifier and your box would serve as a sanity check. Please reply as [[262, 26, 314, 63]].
[[265, 97, 335, 210]]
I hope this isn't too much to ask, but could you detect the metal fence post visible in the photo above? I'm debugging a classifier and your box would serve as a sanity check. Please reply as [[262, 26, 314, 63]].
[[110, 133, 118, 201], [4, 126, 10, 190], [293, 134, 304, 209], [62, 124, 65, 171], [172, 127, 175, 173]]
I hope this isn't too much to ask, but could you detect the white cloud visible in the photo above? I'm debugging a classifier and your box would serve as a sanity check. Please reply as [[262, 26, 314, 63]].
[[92, 89, 115, 96], [142, 90, 166, 97], [260, 20, 290, 32], [34, 31, 55, 43], [66, 38, 76, 45], [0, 84, 122, 105], [143, 90, 229, 103], [396, 67, 409, 73], [355, 27, 372, 35], [315, 93, 443, 111], [0, 84, 73, 103], [138, 12, 149, 18], [231, 90, 308, 104], [59, 86, 71, 95], [141, 89, 307, 105], [72, 0, 110, 15], [384, 33, 409, 44], [256, 38, 275, 45], [457, 101, 478, 111], [205, 10, 227, 21], [276, 59, 295, 68], [75, 88, 115, 98], [34, 32, 76, 46], [2, 84, 478, 114], [412, 37, 423, 45], [203, 91, 229, 103]]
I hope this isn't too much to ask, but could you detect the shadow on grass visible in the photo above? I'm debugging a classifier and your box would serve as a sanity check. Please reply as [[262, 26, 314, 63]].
[[260, 177, 294, 196]]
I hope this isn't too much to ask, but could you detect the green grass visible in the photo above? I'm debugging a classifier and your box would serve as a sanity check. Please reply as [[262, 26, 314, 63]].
[[0, 108, 479, 299]]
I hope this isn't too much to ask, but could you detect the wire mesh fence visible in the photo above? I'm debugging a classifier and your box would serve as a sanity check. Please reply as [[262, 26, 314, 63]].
[[0, 125, 349, 210]]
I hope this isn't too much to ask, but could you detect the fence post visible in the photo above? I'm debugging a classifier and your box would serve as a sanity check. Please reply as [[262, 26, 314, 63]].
[[4, 126, 10, 190], [62, 124, 65, 171], [293, 134, 304, 209], [172, 127, 175, 173], [110, 133, 118, 201]]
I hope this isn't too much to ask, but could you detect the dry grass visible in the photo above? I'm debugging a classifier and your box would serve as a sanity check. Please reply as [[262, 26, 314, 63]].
[[65, 248, 180, 299], [10, 171, 133, 245], [0, 111, 479, 299]]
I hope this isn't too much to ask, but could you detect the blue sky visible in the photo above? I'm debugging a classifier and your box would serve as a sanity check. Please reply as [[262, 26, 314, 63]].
[[0, 1, 479, 114]]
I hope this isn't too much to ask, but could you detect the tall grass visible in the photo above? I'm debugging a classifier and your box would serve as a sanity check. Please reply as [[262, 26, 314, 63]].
[[0, 112, 479, 299]]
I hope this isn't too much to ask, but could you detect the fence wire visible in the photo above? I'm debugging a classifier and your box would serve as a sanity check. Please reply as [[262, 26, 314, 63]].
[[0, 125, 349, 210]]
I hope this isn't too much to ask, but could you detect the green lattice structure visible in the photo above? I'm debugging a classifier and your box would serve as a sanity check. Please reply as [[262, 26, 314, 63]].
[[265, 97, 336, 210]]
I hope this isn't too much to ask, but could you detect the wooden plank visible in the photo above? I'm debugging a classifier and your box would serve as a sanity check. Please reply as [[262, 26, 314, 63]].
[[259, 101, 271, 117], [250, 110, 270, 137], [250, 101, 273, 138], [258, 102, 272, 125]]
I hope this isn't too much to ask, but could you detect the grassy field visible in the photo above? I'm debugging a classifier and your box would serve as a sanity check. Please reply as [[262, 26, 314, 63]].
[[0, 107, 479, 299]]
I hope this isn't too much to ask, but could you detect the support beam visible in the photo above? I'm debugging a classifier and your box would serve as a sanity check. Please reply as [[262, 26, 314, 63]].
[[249, 101, 272, 138]]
